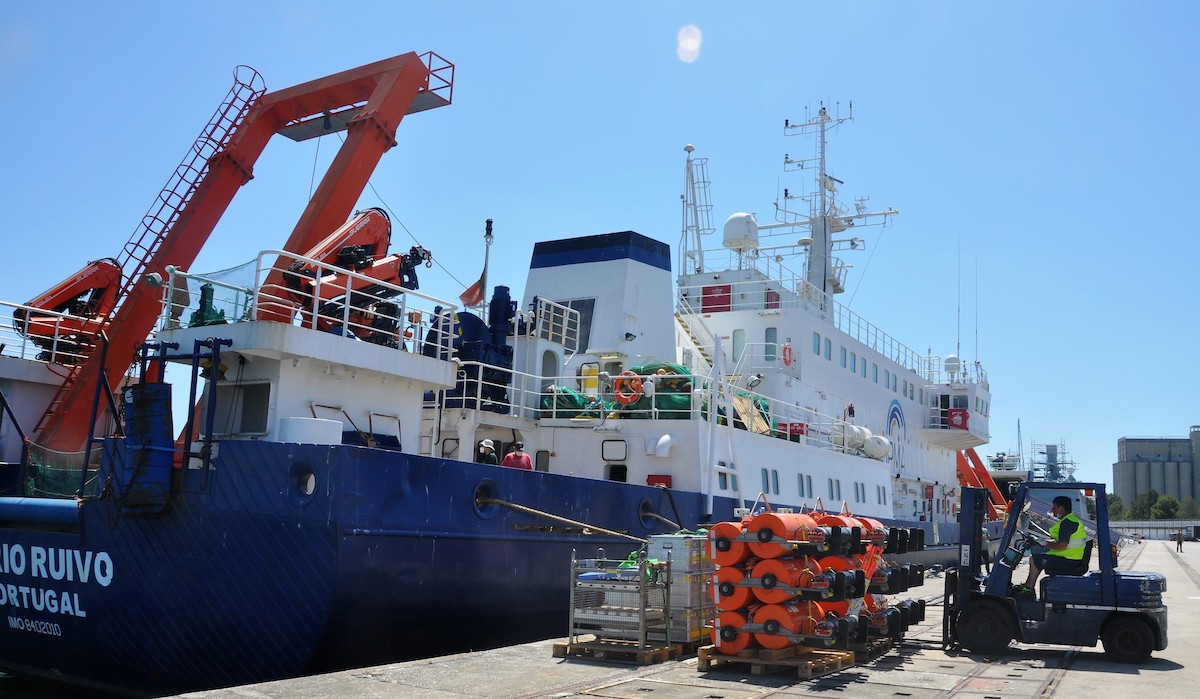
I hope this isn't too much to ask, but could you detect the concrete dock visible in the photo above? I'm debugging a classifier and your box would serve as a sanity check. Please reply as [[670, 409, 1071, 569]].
[[176, 539, 1195, 698]]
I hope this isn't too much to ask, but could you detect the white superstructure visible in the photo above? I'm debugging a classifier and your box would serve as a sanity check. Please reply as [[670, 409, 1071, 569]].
[[423, 105, 991, 524]]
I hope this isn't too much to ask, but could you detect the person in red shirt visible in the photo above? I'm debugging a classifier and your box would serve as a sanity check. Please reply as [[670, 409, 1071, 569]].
[[501, 441, 533, 470]]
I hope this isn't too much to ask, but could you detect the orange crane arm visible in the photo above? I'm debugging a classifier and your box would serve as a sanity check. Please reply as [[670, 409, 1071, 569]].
[[38, 52, 453, 452]]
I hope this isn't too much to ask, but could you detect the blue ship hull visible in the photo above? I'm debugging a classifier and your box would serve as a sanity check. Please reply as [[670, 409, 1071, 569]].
[[0, 438, 718, 695]]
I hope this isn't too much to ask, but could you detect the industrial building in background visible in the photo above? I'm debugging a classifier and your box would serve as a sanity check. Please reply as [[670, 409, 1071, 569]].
[[1112, 425, 1200, 504]]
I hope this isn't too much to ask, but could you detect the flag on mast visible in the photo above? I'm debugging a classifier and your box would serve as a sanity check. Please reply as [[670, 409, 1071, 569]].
[[459, 272, 484, 307], [459, 219, 493, 309]]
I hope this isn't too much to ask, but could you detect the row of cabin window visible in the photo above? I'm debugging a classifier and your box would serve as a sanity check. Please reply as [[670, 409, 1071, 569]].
[[811, 331, 918, 402], [750, 468, 888, 506]]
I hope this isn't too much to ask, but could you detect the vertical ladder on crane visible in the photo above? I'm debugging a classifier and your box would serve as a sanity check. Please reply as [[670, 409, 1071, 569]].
[[32, 68, 267, 439]]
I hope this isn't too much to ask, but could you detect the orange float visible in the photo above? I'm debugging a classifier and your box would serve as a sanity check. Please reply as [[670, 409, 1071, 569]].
[[708, 520, 750, 566], [855, 516, 890, 548], [711, 564, 756, 611], [712, 609, 757, 655], [751, 602, 818, 649], [750, 557, 822, 604], [816, 554, 860, 573], [746, 511, 819, 559]]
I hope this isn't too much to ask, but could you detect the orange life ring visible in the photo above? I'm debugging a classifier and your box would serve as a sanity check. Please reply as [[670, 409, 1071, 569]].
[[613, 371, 644, 405], [781, 343, 794, 366]]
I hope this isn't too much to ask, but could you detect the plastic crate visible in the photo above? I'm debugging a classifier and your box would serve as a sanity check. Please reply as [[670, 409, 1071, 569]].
[[649, 534, 714, 572]]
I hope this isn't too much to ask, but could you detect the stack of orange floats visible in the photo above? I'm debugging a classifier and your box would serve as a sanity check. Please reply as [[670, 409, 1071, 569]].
[[707, 505, 927, 655]]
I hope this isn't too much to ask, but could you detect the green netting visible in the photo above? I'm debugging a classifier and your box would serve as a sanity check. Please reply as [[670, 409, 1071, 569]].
[[613, 363, 695, 419], [539, 386, 612, 418], [24, 445, 101, 498]]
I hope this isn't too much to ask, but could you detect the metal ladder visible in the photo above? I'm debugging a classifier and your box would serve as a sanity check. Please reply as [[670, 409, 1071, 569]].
[[33, 68, 266, 437]]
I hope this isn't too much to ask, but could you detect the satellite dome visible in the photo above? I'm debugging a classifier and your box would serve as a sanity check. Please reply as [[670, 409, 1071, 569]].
[[722, 213, 759, 251]]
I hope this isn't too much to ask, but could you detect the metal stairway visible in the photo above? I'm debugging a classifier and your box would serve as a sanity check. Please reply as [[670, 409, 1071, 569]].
[[32, 68, 266, 439]]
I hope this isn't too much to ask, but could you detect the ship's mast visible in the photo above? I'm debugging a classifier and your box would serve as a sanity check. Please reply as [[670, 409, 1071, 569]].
[[680, 144, 714, 275], [779, 102, 898, 295]]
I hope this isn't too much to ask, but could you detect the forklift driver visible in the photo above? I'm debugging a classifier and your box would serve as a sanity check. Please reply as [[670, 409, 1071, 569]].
[[1014, 496, 1086, 596]]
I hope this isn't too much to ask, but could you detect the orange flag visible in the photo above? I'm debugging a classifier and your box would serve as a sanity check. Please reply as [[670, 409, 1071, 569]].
[[459, 272, 484, 306]]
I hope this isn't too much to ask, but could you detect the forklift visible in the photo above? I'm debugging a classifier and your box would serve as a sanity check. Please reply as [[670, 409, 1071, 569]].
[[943, 482, 1167, 663]]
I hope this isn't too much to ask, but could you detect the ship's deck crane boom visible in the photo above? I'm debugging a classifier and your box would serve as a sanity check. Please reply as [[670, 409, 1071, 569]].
[[34, 52, 454, 452]]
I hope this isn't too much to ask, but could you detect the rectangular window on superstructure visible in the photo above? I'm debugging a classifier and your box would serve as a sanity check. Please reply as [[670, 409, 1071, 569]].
[[850, 352, 857, 374], [798, 473, 806, 497], [561, 298, 596, 353], [733, 329, 746, 363], [765, 327, 778, 361], [861, 360, 866, 378], [873, 364, 878, 383], [835, 480, 842, 500], [762, 468, 769, 493], [806, 475, 813, 498], [903, 379, 908, 398], [884, 369, 890, 388], [893, 375, 898, 392], [719, 472, 728, 490], [812, 332, 821, 355], [824, 338, 831, 360], [839, 346, 847, 368], [771, 469, 779, 495], [828, 478, 834, 499]]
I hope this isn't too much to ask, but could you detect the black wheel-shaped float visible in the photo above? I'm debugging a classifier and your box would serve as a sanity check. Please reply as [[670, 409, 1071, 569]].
[[956, 599, 1014, 656], [1102, 615, 1155, 664]]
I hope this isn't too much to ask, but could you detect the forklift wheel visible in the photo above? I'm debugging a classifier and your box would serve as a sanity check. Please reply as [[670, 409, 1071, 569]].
[[1101, 616, 1154, 664], [956, 599, 1013, 656]]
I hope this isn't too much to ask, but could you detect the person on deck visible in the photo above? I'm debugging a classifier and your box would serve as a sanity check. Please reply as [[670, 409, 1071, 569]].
[[478, 439, 499, 465], [1177, 530, 1185, 552], [1014, 496, 1086, 597], [501, 441, 533, 470]]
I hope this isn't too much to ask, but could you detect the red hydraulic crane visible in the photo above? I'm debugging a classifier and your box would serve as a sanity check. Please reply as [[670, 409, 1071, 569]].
[[32, 52, 454, 452]]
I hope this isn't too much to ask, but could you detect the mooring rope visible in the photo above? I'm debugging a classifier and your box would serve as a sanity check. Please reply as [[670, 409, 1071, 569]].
[[478, 497, 649, 545]]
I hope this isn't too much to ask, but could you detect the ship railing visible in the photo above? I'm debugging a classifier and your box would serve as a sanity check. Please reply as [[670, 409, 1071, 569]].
[[528, 297, 581, 355], [922, 360, 988, 386], [675, 274, 974, 383], [0, 300, 95, 366], [673, 290, 716, 375], [153, 251, 458, 355], [431, 357, 891, 461]]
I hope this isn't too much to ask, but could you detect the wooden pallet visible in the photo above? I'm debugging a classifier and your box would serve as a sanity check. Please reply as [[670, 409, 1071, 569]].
[[697, 644, 856, 679], [553, 638, 679, 665]]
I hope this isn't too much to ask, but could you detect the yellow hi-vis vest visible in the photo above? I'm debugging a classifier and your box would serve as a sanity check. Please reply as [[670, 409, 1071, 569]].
[[1046, 513, 1087, 560]]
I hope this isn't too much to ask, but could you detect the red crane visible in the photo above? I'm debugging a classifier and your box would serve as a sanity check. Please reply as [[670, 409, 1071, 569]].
[[32, 52, 454, 452]]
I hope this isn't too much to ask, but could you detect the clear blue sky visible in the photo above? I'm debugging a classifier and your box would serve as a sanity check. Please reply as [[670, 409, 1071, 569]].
[[3, 2, 1198, 487]]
